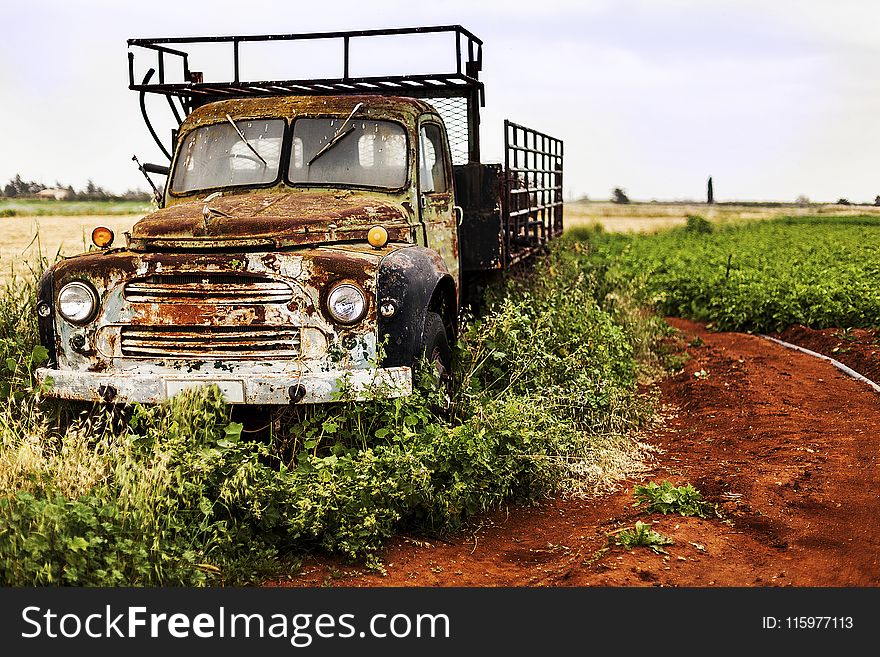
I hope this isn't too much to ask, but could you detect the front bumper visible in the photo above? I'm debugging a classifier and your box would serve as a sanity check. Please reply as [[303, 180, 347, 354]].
[[35, 366, 412, 405]]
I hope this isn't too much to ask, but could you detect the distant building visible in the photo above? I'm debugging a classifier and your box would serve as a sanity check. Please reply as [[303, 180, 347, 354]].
[[36, 188, 73, 200]]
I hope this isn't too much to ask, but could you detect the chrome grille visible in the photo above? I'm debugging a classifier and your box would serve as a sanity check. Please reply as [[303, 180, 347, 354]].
[[120, 325, 301, 359], [124, 274, 294, 304]]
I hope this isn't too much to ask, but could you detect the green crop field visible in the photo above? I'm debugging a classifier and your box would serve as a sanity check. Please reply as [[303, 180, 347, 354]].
[[0, 199, 153, 217], [573, 215, 880, 332]]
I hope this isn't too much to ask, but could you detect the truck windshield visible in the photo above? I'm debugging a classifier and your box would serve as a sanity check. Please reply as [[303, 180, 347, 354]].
[[172, 119, 285, 193], [288, 118, 407, 189]]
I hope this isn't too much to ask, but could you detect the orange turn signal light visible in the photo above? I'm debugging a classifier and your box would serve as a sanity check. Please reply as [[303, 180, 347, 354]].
[[367, 225, 389, 248], [91, 226, 114, 249]]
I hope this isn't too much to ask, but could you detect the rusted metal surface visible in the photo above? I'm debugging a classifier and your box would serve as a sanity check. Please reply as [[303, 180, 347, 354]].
[[37, 240, 417, 404], [420, 190, 459, 288], [124, 273, 295, 304], [454, 163, 504, 271], [131, 190, 415, 249], [181, 95, 431, 128]]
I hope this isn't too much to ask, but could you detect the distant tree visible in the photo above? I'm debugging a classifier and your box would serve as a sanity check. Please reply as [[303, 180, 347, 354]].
[[120, 189, 152, 201], [4, 174, 23, 197], [874, 195, 880, 207], [707, 176, 714, 204], [837, 198, 851, 205], [3, 174, 45, 197], [612, 187, 630, 204], [78, 180, 113, 201], [795, 195, 810, 206]]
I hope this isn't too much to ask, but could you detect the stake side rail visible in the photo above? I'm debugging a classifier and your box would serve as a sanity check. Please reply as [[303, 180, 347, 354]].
[[502, 120, 564, 267], [128, 25, 485, 163]]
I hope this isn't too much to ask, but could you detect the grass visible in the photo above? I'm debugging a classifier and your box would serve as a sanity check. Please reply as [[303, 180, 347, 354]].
[[0, 234, 670, 585], [0, 199, 153, 217]]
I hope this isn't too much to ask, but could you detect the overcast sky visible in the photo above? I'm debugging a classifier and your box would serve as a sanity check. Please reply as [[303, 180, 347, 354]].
[[1, 0, 878, 202]]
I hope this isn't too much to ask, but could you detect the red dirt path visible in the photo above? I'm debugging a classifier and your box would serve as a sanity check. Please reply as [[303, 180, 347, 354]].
[[276, 319, 880, 587]]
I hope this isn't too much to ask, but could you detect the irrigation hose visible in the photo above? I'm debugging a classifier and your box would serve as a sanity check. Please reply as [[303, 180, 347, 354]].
[[759, 335, 880, 395]]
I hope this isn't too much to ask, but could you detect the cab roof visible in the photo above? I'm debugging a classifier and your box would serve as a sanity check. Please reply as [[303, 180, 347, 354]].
[[182, 95, 438, 133]]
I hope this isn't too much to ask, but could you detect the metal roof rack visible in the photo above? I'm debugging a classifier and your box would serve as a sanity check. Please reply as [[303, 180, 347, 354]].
[[128, 25, 485, 163]]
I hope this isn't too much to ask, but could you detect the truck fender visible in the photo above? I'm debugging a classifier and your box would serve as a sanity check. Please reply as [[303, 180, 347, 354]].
[[377, 246, 457, 368], [36, 268, 57, 368]]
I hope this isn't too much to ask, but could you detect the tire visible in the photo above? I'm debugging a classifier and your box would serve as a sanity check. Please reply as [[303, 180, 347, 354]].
[[57, 400, 129, 437], [417, 311, 453, 406]]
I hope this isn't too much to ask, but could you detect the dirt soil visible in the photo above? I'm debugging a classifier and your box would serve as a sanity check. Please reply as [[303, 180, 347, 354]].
[[276, 318, 880, 587], [774, 324, 880, 382]]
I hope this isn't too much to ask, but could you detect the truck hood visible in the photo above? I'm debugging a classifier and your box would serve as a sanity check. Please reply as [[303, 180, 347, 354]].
[[127, 192, 413, 250]]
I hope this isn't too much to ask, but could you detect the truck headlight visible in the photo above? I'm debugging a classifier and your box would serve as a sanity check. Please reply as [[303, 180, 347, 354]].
[[58, 281, 98, 324], [326, 283, 366, 324]]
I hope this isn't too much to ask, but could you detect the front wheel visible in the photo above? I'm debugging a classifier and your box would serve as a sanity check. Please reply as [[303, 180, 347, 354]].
[[417, 311, 453, 407]]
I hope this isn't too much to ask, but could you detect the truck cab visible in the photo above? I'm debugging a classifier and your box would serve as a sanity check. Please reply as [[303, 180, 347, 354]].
[[35, 26, 562, 406]]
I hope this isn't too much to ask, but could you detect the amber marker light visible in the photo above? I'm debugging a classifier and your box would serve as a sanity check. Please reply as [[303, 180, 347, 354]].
[[367, 225, 389, 248], [91, 226, 114, 249]]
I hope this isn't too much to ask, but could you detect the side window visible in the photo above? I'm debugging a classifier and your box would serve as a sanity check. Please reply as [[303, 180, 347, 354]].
[[419, 123, 448, 194]]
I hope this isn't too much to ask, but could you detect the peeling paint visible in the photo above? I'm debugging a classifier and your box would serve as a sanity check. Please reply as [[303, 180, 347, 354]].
[[36, 94, 468, 405], [130, 191, 414, 251]]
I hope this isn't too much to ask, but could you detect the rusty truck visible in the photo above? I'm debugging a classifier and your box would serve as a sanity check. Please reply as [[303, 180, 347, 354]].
[[35, 25, 563, 406]]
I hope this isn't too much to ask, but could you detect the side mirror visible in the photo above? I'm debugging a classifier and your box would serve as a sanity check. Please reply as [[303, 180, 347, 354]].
[[132, 155, 169, 207], [142, 163, 170, 176]]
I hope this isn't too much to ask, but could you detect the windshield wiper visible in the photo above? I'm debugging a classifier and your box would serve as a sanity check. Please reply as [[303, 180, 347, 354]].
[[307, 102, 363, 166], [225, 114, 268, 167]]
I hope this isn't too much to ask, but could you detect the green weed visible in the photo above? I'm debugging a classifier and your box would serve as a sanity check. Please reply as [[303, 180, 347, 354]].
[[613, 521, 673, 554], [633, 481, 714, 518], [685, 214, 713, 234]]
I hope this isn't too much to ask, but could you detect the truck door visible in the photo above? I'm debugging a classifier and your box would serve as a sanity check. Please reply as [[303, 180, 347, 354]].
[[417, 120, 459, 287]]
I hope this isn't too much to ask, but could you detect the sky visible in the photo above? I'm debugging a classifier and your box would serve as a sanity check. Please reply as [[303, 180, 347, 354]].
[[1, 0, 879, 202]]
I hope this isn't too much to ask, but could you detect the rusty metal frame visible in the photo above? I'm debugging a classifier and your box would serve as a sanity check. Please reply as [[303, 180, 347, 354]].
[[128, 25, 485, 163], [502, 120, 564, 266]]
